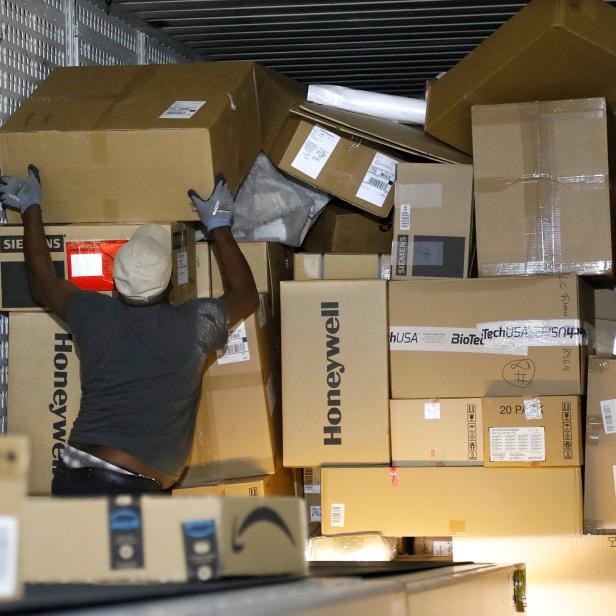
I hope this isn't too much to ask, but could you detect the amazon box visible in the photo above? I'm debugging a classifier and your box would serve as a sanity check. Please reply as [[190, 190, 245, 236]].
[[7, 313, 80, 496], [281, 280, 390, 467], [584, 356, 616, 533], [0, 223, 196, 310], [22, 494, 307, 583], [389, 275, 593, 399], [473, 98, 612, 278], [392, 163, 474, 279], [424, 0, 616, 154], [294, 253, 390, 281], [270, 103, 470, 218], [321, 466, 582, 537], [390, 399, 483, 466], [482, 396, 582, 467]]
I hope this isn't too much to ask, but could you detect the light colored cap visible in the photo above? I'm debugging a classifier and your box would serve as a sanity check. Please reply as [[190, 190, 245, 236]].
[[113, 223, 172, 303]]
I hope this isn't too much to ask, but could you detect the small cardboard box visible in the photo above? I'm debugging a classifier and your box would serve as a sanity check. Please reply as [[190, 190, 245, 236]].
[[303, 467, 322, 538], [482, 396, 582, 467], [392, 163, 474, 279], [473, 98, 612, 278], [22, 494, 307, 583], [424, 0, 616, 154], [281, 280, 390, 467], [389, 275, 593, 399], [321, 466, 583, 537], [390, 399, 483, 466], [294, 253, 390, 281]]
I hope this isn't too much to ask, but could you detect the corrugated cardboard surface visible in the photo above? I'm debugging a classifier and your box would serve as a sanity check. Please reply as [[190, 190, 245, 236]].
[[595, 319, 616, 356], [389, 275, 593, 398], [482, 396, 582, 467], [321, 466, 583, 537], [281, 280, 390, 466], [294, 253, 390, 281], [595, 287, 616, 321], [392, 163, 474, 279], [584, 356, 616, 532], [7, 313, 80, 495], [390, 399, 483, 466], [424, 0, 616, 154], [473, 98, 612, 277], [195, 242, 211, 299]]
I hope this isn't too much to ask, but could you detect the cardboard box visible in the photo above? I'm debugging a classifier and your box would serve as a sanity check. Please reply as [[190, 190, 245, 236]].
[[392, 163, 474, 280], [294, 253, 390, 281], [482, 396, 582, 467], [303, 467, 322, 538], [195, 241, 212, 299], [413, 537, 452, 558], [22, 494, 307, 583], [390, 399, 483, 466], [302, 201, 394, 254], [270, 102, 470, 218], [596, 319, 616, 356], [321, 466, 582, 537], [424, 0, 616, 154], [7, 313, 80, 495], [594, 287, 616, 321], [389, 275, 593, 399], [281, 280, 390, 467], [0, 436, 28, 602], [584, 356, 616, 532], [180, 296, 281, 486], [473, 98, 612, 278], [0, 223, 196, 310]]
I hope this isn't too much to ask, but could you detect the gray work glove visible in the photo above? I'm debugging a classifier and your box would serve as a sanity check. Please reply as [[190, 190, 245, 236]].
[[0, 164, 41, 214], [188, 175, 233, 233]]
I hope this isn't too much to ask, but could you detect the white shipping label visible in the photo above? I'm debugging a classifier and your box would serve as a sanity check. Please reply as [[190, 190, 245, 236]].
[[310, 506, 322, 523], [489, 427, 546, 462], [433, 540, 453, 557], [600, 399, 616, 435], [399, 204, 411, 231], [424, 401, 441, 420], [389, 326, 527, 355], [159, 100, 206, 119], [291, 125, 341, 179], [70, 253, 103, 277], [477, 319, 588, 349], [176, 250, 189, 286], [330, 503, 345, 528], [0, 516, 18, 598], [356, 153, 397, 207], [524, 398, 543, 420], [217, 321, 250, 364]]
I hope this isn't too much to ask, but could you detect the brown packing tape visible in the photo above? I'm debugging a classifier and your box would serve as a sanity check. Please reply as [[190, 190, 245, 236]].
[[448, 520, 466, 535], [90, 132, 108, 164], [590, 357, 612, 374], [586, 414, 604, 446]]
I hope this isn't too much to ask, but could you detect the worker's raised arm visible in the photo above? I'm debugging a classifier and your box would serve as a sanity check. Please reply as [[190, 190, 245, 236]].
[[0, 165, 78, 320], [188, 177, 258, 327]]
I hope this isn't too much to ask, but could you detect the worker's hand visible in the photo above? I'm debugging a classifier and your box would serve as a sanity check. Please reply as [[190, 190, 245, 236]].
[[0, 164, 41, 214], [188, 175, 233, 233]]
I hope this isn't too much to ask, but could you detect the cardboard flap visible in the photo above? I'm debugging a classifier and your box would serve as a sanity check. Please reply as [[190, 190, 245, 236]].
[[295, 103, 471, 164]]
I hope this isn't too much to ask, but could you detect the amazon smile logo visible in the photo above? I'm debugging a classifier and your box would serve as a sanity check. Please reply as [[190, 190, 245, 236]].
[[231, 507, 296, 553]]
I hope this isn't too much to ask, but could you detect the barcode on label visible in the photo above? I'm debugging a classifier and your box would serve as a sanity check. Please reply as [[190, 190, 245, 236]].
[[330, 503, 345, 528], [310, 506, 322, 523], [601, 400, 616, 434], [0, 516, 18, 598], [400, 204, 411, 231], [367, 176, 390, 191], [217, 321, 250, 364]]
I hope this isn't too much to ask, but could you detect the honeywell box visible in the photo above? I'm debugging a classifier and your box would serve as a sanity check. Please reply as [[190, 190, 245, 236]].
[[389, 275, 593, 399], [473, 98, 613, 278], [321, 466, 583, 537], [392, 163, 474, 279], [281, 280, 390, 466], [584, 356, 616, 533], [482, 396, 582, 468], [7, 313, 80, 495], [390, 399, 483, 466], [294, 253, 390, 281], [22, 495, 307, 583], [0, 223, 196, 310]]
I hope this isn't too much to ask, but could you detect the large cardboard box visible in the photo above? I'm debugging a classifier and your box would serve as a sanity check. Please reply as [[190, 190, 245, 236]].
[[281, 280, 390, 467], [473, 98, 613, 278], [584, 356, 616, 533], [321, 466, 582, 537], [424, 0, 616, 154], [302, 201, 394, 254], [389, 275, 593, 399], [482, 396, 582, 467], [270, 103, 470, 218], [594, 287, 616, 355], [0, 223, 196, 310], [195, 242, 211, 299], [392, 163, 474, 279], [294, 253, 390, 281], [7, 313, 80, 495], [22, 494, 307, 583], [390, 399, 483, 466], [180, 297, 281, 486]]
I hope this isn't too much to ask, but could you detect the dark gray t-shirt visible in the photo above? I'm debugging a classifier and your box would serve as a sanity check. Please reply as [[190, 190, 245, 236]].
[[66, 291, 229, 478]]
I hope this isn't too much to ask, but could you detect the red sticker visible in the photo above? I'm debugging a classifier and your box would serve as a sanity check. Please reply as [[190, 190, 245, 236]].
[[389, 466, 398, 487], [67, 240, 126, 291]]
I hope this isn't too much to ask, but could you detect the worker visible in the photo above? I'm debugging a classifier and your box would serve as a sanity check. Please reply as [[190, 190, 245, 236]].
[[0, 165, 258, 496]]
